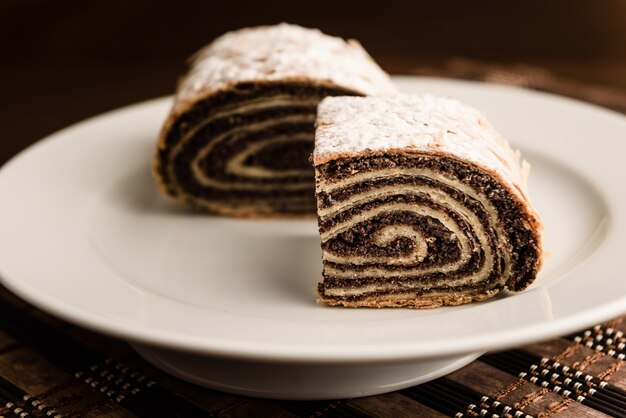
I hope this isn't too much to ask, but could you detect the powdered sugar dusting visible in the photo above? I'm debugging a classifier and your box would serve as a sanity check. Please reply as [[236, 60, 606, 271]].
[[173, 23, 396, 111], [314, 94, 529, 201]]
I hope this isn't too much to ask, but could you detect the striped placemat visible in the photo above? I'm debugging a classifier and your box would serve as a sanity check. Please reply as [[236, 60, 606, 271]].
[[0, 60, 624, 417], [0, 284, 623, 417]]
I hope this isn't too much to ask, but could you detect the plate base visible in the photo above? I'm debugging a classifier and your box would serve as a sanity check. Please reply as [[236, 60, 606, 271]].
[[132, 343, 482, 400]]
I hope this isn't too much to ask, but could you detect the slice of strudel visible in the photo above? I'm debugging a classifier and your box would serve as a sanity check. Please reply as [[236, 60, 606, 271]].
[[314, 94, 544, 308], [154, 23, 395, 216]]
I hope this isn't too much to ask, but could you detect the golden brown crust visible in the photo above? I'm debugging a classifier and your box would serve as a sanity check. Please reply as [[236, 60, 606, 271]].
[[317, 289, 498, 309]]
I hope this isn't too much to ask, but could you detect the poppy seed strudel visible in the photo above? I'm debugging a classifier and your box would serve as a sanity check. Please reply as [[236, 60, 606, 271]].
[[154, 23, 396, 216], [314, 95, 544, 308]]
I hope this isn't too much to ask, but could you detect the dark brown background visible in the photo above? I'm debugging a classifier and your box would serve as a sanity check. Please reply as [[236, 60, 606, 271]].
[[2, 0, 625, 166]]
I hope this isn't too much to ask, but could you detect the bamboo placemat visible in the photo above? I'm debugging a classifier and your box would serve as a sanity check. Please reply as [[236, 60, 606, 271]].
[[0, 59, 624, 418]]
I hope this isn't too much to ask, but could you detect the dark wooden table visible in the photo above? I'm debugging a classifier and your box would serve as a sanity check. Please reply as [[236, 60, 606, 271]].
[[0, 285, 624, 417], [1, 2, 625, 416]]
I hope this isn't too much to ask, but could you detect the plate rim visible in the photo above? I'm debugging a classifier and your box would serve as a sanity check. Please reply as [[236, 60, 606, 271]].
[[2, 273, 625, 363], [1, 76, 625, 363]]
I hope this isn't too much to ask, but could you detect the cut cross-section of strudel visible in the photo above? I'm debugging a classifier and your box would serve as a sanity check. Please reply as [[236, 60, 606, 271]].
[[154, 23, 396, 216], [314, 95, 544, 308]]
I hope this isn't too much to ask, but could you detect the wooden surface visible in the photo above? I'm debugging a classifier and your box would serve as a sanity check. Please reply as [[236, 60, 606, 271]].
[[0, 284, 624, 417]]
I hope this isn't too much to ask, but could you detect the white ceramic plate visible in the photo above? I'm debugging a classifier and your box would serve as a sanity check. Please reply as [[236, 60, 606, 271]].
[[0, 76, 625, 399]]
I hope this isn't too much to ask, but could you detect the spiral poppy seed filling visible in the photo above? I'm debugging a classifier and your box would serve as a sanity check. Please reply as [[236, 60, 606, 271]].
[[153, 24, 396, 216], [313, 95, 543, 308], [156, 84, 356, 214]]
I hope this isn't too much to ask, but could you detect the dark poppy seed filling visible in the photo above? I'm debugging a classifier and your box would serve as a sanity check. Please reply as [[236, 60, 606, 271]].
[[313, 95, 544, 308], [155, 84, 359, 215], [153, 24, 396, 217]]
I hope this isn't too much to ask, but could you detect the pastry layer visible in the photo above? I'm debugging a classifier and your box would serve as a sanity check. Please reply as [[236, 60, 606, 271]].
[[315, 153, 542, 307], [155, 83, 360, 215]]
